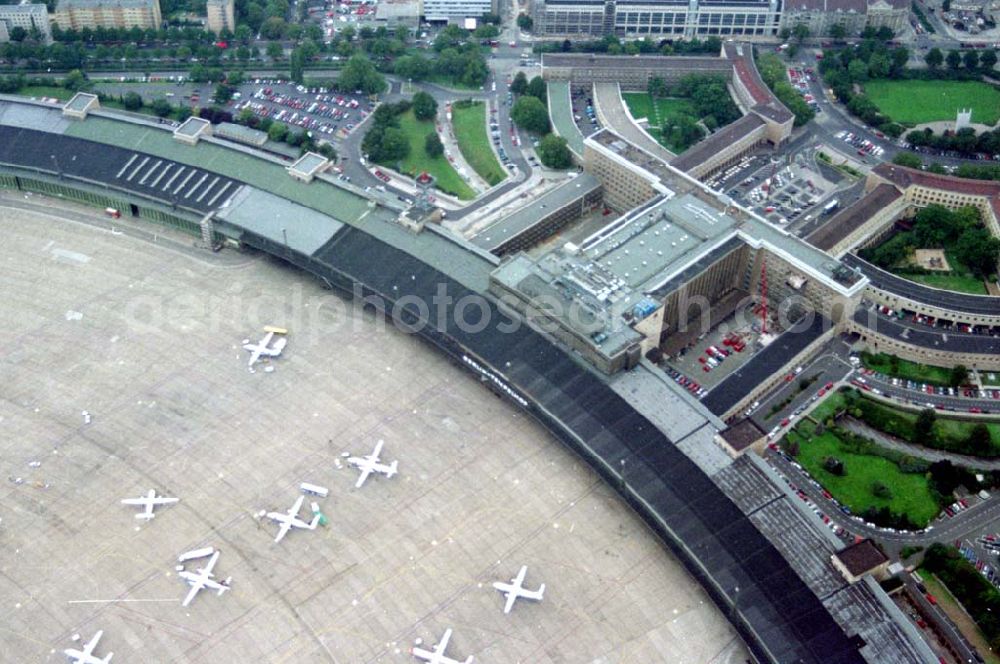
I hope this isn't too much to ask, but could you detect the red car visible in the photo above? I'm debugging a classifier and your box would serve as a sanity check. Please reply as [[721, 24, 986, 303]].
[[925, 593, 937, 605], [824, 382, 834, 391]]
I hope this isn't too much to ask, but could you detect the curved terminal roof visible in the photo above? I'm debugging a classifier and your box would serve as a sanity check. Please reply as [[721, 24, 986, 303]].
[[0, 102, 866, 664]]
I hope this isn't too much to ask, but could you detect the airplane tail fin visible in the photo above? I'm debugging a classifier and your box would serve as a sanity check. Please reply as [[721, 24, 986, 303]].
[[135, 513, 155, 520], [537, 583, 546, 599], [387, 460, 399, 478], [102, 652, 114, 663]]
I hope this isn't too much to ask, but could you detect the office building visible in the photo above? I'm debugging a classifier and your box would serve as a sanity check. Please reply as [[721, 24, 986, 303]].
[[0, 3, 51, 43], [52, 0, 162, 31], [205, 0, 234, 34]]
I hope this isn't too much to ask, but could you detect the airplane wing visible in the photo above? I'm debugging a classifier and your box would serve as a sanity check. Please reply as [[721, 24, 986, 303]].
[[149, 497, 179, 505], [202, 551, 220, 575], [504, 591, 518, 614], [513, 566, 527, 586], [354, 464, 374, 488], [371, 439, 384, 459], [435, 629, 452, 656], [274, 519, 292, 543], [120, 497, 147, 505], [182, 579, 203, 607], [83, 631, 103, 656], [290, 494, 305, 516]]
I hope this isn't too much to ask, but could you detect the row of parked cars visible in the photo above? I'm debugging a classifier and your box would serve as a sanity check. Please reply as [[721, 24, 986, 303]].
[[835, 130, 885, 158], [664, 367, 708, 399]]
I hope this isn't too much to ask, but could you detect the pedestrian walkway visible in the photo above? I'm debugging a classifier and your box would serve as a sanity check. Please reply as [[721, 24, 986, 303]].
[[438, 106, 490, 194], [840, 418, 1000, 470]]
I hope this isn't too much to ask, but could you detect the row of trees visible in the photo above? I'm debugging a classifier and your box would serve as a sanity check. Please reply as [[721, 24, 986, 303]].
[[923, 542, 1000, 651], [904, 125, 1000, 159], [891, 152, 1000, 182], [756, 53, 815, 127], [506, 74, 572, 169], [532, 35, 723, 57], [924, 46, 998, 73]]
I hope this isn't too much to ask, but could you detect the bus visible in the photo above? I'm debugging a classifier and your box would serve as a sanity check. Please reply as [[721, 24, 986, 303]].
[[823, 199, 839, 215]]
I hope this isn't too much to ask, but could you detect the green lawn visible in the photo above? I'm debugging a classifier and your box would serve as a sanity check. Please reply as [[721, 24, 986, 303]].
[[905, 272, 987, 294], [921, 573, 1000, 664], [450, 101, 507, 187], [789, 428, 940, 526], [809, 389, 847, 423], [864, 79, 1000, 126], [386, 110, 475, 201], [859, 351, 956, 386], [16, 86, 75, 101], [621, 93, 698, 152]]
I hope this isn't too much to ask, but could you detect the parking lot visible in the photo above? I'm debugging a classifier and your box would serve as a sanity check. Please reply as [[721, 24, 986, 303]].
[[570, 85, 602, 137], [235, 80, 374, 141], [834, 129, 886, 162], [722, 157, 838, 227]]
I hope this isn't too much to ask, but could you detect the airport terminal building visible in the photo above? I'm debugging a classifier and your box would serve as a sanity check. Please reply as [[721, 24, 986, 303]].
[[0, 90, 953, 663]]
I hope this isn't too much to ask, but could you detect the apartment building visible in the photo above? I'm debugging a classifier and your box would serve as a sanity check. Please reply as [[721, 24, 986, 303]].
[[52, 0, 162, 30]]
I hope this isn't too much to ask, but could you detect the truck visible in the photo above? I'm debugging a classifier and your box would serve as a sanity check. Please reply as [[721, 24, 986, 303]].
[[823, 199, 839, 215]]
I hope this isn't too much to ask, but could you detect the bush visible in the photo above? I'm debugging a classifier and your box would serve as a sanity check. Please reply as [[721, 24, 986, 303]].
[[538, 133, 572, 169]]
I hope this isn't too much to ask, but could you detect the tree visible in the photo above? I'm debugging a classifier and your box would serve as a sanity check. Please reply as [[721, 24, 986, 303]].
[[872, 481, 892, 499], [868, 51, 891, 79], [848, 58, 869, 82], [412, 90, 437, 121], [925, 47, 944, 69], [647, 76, 668, 98], [829, 23, 847, 41], [424, 131, 443, 157], [915, 408, 936, 444], [954, 229, 1000, 278], [946, 49, 962, 70], [526, 76, 547, 103], [968, 423, 993, 454], [266, 41, 283, 59], [982, 49, 998, 72], [662, 113, 705, 150], [473, 23, 499, 40], [892, 152, 923, 168], [290, 48, 305, 84], [378, 126, 410, 161], [876, 25, 894, 41], [823, 456, 846, 476], [9, 26, 27, 42], [516, 13, 533, 31], [950, 364, 970, 388], [260, 17, 287, 40], [394, 54, 431, 81], [213, 83, 235, 104], [268, 121, 288, 142], [538, 133, 572, 169], [964, 49, 979, 70], [317, 142, 337, 160], [338, 54, 385, 94], [792, 23, 810, 44], [62, 69, 87, 91], [509, 71, 528, 95], [150, 98, 173, 117], [510, 96, 550, 133], [122, 91, 143, 111]]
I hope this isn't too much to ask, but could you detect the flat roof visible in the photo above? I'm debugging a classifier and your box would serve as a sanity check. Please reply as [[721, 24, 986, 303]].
[[471, 172, 600, 251], [583, 192, 737, 289], [702, 314, 832, 416], [214, 122, 267, 146], [670, 113, 765, 173], [547, 80, 586, 156], [542, 52, 730, 72], [844, 254, 1000, 316], [719, 418, 766, 452], [807, 184, 902, 252], [175, 116, 211, 137], [852, 307, 1000, 353], [64, 92, 98, 114], [289, 151, 329, 176], [215, 186, 343, 254], [835, 539, 887, 577]]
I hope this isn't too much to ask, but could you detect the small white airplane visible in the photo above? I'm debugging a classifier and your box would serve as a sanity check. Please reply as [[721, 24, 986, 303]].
[[121, 489, 179, 520], [411, 628, 473, 664], [493, 565, 545, 614], [179, 550, 231, 607], [266, 494, 320, 543], [64, 630, 112, 664], [346, 439, 398, 488], [243, 330, 287, 368]]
